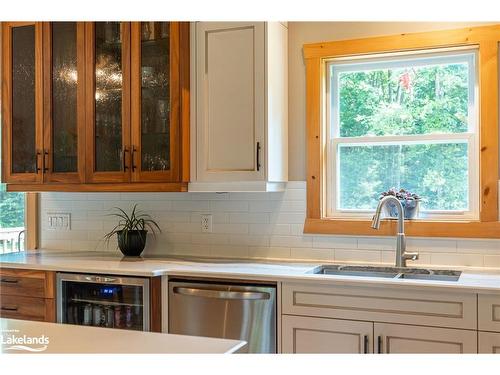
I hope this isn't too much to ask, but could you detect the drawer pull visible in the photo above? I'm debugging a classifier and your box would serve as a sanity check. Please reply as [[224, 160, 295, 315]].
[[363, 335, 369, 354], [377, 336, 383, 354], [1, 278, 19, 284], [1, 306, 18, 312]]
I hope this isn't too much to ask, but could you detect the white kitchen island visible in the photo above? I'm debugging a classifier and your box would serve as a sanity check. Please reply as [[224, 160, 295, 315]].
[[0, 318, 246, 354]]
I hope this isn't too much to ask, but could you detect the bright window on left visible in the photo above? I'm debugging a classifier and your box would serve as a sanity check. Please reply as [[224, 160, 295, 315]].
[[0, 156, 26, 254]]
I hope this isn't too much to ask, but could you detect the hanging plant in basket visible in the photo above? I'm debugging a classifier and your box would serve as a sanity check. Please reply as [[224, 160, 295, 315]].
[[103, 204, 161, 257], [379, 188, 421, 220]]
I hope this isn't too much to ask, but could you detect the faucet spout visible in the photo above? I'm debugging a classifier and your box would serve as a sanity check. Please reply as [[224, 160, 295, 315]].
[[371, 195, 417, 267]]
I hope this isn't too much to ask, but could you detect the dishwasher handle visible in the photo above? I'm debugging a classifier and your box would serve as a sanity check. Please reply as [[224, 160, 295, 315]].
[[172, 286, 271, 300]]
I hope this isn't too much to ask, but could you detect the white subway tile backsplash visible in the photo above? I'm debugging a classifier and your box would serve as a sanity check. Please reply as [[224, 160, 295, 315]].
[[248, 246, 291, 259], [313, 236, 357, 249], [291, 247, 334, 261], [212, 223, 248, 234], [431, 253, 484, 267], [269, 212, 306, 224], [270, 235, 312, 248], [484, 255, 500, 268], [191, 233, 229, 245], [172, 200, 210, 211], [38, 182, 498, 269], [334, 249, 381, 263], [210, 245, 248, 258], [229, 213, 269, 224], [210, 201, 248, 212], [456, 239, 500, 254], [249, 224, 290, 235], [406, 238, 457, 253], [283, 188, 306, 201], [357, 237, 395, 251], [229, 234, 269, 247]]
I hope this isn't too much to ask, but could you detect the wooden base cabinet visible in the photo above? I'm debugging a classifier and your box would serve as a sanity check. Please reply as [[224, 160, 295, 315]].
[[479, 332, 500, 353], [0, 268, 56, 322], [282, 315, 373, 354], [374, 323, 477, 354]]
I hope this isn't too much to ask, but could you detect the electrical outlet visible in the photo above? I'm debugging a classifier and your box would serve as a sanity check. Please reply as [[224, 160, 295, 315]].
[[200, 214, 212, 233], [47, 213, 71, 231]]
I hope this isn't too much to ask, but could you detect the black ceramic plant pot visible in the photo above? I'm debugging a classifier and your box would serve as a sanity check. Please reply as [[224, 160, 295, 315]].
[[117, 230, 148, 257]]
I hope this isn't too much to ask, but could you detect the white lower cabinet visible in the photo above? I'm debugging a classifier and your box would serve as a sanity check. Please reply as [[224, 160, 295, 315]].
[[374, 323, 477, 354], [282, 315, 373, 354], [479, 331, 500, 353], [282, 315, 477, 354]]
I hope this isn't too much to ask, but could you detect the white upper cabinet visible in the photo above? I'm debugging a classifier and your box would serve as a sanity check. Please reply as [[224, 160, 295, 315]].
[[190, 22, 288, 192]]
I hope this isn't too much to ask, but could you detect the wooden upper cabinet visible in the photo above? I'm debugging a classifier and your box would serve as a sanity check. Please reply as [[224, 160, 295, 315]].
[[2, 21, 190, 191], [85, 22, 131, 183], [43, 22, 86, 183], [1, 22, 44, 184], [130, 22, 182, 182]]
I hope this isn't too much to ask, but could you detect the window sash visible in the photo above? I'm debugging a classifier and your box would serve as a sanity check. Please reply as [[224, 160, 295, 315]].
[[326, 135, 479, 220], [328, 49, 477, 139], [324, 48, 479, 221]]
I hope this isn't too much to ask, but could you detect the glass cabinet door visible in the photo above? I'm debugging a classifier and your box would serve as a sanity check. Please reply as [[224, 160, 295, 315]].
[[131, 22, 180, 182], [86, 22, 131, 183], [1, 23, 43, 183], [43, 22, 85, 183], [59, 276, 149, 331]]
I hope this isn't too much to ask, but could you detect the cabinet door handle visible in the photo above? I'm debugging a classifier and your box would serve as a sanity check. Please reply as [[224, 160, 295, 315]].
[[377, 335, 382, 354], [36, 151, 42, 173], [122, 148, 129, 171], [363, 335, 369, 354], [1, 306, 18, 312], [1, 278, 19, 284], [131, 147, 137, 172], [43, 150, 49, 173], [256, 142, 261, 171]]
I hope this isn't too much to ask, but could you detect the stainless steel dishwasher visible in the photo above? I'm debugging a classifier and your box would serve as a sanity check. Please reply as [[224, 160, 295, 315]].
[[168, 279, 276, 353]]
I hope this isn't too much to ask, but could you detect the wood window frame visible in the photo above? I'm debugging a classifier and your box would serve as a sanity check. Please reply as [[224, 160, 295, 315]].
[[303, 24, 500, 238]]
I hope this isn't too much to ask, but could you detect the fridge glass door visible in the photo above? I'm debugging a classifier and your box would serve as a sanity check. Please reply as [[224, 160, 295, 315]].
[[58, 274, 149, 331]]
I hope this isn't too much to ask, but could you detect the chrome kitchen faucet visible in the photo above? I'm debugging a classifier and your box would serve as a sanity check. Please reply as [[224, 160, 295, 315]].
[[371, 195, 419, 267]]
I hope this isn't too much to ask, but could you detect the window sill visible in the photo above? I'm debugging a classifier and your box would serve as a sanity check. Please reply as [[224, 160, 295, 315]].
[[304, 218, 500, 238]]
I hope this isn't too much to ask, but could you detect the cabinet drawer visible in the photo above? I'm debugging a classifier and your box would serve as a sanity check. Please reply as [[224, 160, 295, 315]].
[[282, 282, 477, 330], [0, 295, 54, 321], [479, 331, 500, 353], [0, 268, 54, 298], [478, 294, 500, 332]]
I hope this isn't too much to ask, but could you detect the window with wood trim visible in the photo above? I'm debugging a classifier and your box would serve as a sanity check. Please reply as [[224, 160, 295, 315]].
[[304, 25, 500, 238]]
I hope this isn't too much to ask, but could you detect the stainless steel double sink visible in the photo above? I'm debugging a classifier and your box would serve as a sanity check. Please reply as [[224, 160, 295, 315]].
[[310, 265, 461, 282]]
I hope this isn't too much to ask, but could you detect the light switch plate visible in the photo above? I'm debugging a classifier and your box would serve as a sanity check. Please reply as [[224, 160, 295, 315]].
[[47, 213, 71, 231]]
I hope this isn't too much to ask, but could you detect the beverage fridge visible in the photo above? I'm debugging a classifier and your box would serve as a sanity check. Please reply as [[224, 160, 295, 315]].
[[57, 273, 150, 331]]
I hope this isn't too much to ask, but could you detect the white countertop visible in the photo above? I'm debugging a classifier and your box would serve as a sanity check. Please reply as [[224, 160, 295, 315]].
[[0, 318, 245, 354], [1, 250, 500, 293]]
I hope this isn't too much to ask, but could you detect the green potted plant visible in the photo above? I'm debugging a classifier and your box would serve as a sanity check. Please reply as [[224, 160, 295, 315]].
[[103, 204, 161, 257], [379, 188, 421, 219]]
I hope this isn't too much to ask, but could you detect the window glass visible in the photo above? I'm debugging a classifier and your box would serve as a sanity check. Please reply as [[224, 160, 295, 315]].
[[327, 49, 478, 219]]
